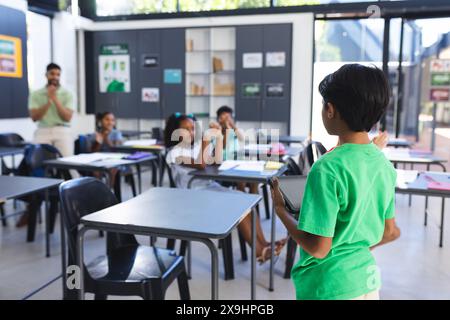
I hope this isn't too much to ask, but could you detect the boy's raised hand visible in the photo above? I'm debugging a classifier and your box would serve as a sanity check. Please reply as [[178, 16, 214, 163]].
[[270, 177, 286, 211], [372, 131, 388, 150]]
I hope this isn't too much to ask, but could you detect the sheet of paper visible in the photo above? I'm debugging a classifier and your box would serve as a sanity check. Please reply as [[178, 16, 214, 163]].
[[58, 153, 127, 164], [233, 161, 266, 172], [218, 160, 266, 172], [123, 139, 157, 146], [428, 181, 450, 191], [396, 169, 419, 188]]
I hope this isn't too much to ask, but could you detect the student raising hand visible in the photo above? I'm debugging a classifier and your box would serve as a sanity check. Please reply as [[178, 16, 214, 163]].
[[372, 131, 389, 150]]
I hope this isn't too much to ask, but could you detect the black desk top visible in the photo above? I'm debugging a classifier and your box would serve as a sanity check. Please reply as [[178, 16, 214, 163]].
[[121, 130, 153, 138], [387, 139, 413, 148], [81, 187, 261, 239], [44, 153, 157, 172], [0, 147, 24, 157], [0, 175, 63, 201], [258, 135, 306, 145], [113, 145, 165, 154], [189, 164, 287, 184]]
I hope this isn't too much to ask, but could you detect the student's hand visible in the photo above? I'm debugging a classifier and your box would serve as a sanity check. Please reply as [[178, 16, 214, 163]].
[[372, 131, 388, 150], [47, 85, 57, 101], [270, 177, 286, 212], [226, 118, 236, 130], [95, 132, 104, 144], [209, 121, 221, 130]]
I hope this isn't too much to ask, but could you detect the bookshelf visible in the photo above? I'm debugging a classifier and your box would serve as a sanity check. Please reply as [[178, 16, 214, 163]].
[[186, 27, 236, 125]]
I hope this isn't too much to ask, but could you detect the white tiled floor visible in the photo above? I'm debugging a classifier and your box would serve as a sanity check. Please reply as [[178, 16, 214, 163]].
[[1, 170, 450, 300]]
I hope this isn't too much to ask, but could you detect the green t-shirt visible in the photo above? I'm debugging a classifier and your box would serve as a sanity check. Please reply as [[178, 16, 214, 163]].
[[28, 86, 74, 128], [292, 143, 396, 300]]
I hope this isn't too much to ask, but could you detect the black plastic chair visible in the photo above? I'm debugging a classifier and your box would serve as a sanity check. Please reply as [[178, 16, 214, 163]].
[[0, 133, 25, 176], [305, 141, 327, 167], [16, 144, 71, 243], [59, 177, 190, 300]]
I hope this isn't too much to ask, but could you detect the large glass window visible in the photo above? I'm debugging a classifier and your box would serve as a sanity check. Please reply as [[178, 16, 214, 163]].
[[312, 18, 384, 148], [96, 0, 178, 16], [179, 0, 269, 12]]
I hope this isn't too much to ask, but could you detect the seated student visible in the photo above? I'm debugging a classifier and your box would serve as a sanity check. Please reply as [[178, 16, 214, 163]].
[[210, 106, 287, 248], [87, 112, 123, 188], [271, 64, 401, 300], [90, 112, 123, 152], [164, 113, 284, 263]]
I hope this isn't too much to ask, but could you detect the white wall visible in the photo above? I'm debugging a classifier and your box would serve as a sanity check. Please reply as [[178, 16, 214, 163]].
[[79, 12, 314, 137]]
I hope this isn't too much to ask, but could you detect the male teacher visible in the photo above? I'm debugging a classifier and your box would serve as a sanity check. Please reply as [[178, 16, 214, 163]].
[[29, 63, 74, 156]]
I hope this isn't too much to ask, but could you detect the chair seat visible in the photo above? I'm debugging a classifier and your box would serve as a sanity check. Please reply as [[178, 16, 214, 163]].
[[87, 245, 184, 283]]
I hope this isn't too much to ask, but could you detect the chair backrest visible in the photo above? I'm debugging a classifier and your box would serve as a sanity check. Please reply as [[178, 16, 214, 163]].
[[152, 127, 164, 142], [17, 144, 66, 178], [305, 141, 327, 167], [285, 157, 303, 176], [0, 133, 24, 147], [59, 177, 138, 265], [74, 134, 93, 155], [164, 151, 177, 188]]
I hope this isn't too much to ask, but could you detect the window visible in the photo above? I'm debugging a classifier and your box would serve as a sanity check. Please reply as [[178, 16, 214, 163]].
[[96, 0, 178, 16], [178, 0, 270, 12]]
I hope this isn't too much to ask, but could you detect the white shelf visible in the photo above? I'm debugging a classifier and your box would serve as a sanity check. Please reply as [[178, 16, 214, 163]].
[[186, 27, 236, 118]]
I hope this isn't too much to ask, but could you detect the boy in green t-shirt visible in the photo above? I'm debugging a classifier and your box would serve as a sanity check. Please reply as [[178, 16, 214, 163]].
[[271, 64, 401, 300]]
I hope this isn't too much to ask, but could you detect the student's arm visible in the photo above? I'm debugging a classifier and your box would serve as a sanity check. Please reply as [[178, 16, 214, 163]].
[[371, 219, 400, 249], [175, 139, 213, 170], [271, 177, 333, 259]]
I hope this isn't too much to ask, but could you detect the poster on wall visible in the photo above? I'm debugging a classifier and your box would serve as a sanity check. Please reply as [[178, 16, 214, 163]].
[[0, 34, 23, 78], [242, 83, 261, 98], [99, 44, 131, 93], [142, 88, 159, 102], [164, 69, 182, 84], [142, 55, 158, 68], [266, 83, 284, 98], [430, 88, 449, 102], [266, 52, 286, 67], [431, 73, 450, 86], [243, 53, 263, 69]]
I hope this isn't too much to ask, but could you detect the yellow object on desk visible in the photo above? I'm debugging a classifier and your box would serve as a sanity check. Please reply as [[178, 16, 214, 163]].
[[265, 161, 284, 170], [131, 145, 164, 150]]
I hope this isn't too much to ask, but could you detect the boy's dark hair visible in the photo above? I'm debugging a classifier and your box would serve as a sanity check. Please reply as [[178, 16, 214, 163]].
[[318, 64, 390, 132], [164, 113, 196, 149], [46, 63, 61, 72], [216, 105, 233, 119]]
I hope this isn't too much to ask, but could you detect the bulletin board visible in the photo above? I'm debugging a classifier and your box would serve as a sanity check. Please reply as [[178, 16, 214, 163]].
[[0, 34, 23, 78]]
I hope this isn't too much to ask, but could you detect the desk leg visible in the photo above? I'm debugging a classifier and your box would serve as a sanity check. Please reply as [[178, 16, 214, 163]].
[[408, 163, 413, 206], [440, 198, 445, 248], [269, 201, 276, 292], [425, 164, 430, 226], [45, 189, 50, 257], [137, 164, 142, 194], [251, 208, 257, 300], [199, 238, 219, 300], [187, 241, 192, 279], [159, 154, 164, 187], [60, 203, 68, 299], [77, 227, 87, 300]]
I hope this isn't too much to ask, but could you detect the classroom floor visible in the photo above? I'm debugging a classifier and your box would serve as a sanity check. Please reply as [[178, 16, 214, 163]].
[[1, 168, 450, 300]]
